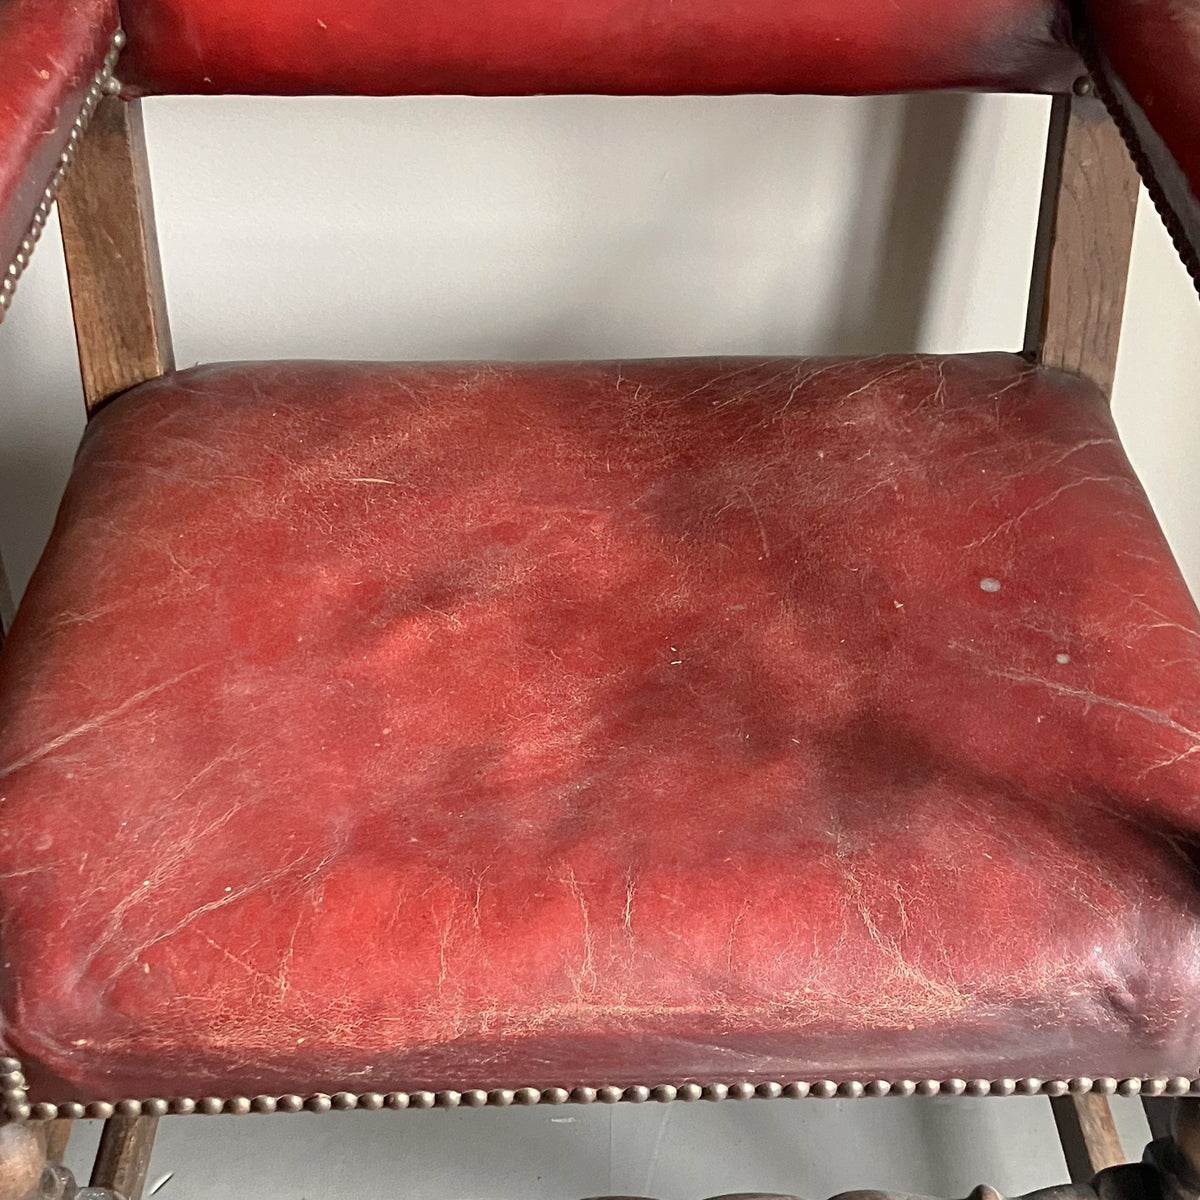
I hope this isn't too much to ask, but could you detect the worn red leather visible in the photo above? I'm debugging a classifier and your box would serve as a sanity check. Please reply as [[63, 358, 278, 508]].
[[3, 354, 1200, 1102], [115, 0, 1081, 97], [1079, 0, 1200, 288], [0, 0, 118, 294]]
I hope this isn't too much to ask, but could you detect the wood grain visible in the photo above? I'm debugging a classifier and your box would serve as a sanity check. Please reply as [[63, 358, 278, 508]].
[[1025, 91, 1140, 396], [1051, 1093, 1126, 1183], [90, 1114, 159, 1200], [43, 1120, 71, 1167], [57, 97, 173, 416]]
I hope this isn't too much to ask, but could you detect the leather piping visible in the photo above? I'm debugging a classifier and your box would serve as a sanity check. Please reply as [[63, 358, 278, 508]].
[[1070, 11, 1200, 294], [5, 1061, 1200, 1121], [0, 30, 125, 324]]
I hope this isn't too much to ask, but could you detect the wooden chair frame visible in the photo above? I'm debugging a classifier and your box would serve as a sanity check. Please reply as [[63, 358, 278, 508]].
[[2, 81, 1195, 1200]]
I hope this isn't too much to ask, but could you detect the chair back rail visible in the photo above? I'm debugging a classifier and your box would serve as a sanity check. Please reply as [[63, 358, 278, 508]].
[[113, 0, 1083, 97]]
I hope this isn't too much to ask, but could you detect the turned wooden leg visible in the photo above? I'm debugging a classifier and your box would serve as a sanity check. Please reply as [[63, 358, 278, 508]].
[[90, 1115, 159, 1200], [1143, 1099, 1200, 1200], [1169, 1101, 1200, 1180]]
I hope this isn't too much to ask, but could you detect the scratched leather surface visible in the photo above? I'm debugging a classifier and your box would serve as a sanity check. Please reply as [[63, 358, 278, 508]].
[[3, 354, 1200, 1102], [114, 0, 1082, 97], [0, 0, 117, 284]]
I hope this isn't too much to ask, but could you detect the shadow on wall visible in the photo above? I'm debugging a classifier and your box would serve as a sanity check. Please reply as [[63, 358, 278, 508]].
[[828, 92, 971, 354], [482, 91, 971, 361]]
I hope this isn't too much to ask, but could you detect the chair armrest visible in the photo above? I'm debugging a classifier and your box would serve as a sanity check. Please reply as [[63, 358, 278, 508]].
[[0, 0, 121, 321], [1080, 0, 1200, 292]]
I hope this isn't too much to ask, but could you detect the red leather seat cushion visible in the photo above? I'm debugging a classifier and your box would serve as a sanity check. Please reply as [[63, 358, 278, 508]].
[[3, 353, 1200, 1105], [115, 0, 1081, 97]]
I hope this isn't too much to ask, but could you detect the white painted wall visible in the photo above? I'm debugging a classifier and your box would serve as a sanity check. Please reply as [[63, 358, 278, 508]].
[[0, 90, 1197, 1197]]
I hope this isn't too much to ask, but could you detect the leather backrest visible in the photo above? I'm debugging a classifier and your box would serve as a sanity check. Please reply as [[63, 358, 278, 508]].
[[116, 0, 1082, 97]]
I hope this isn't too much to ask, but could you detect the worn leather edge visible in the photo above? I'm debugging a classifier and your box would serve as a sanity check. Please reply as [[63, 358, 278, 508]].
[[0, 30, 125, 325], [1071, 15, 1200, 296], [7, 1070, 1200, 1121]]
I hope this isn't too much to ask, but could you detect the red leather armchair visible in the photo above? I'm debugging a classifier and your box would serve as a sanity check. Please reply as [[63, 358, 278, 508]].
[[1, 1, 1199, 1198]]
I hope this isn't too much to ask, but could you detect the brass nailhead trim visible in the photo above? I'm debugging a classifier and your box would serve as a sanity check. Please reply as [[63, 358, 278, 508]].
[[12, 1073, 1200, 1121], [0, 29, 125, 324]]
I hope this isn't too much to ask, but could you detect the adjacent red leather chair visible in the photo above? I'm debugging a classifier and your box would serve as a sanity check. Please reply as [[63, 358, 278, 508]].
[[1, 1, 1199, 1198]]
